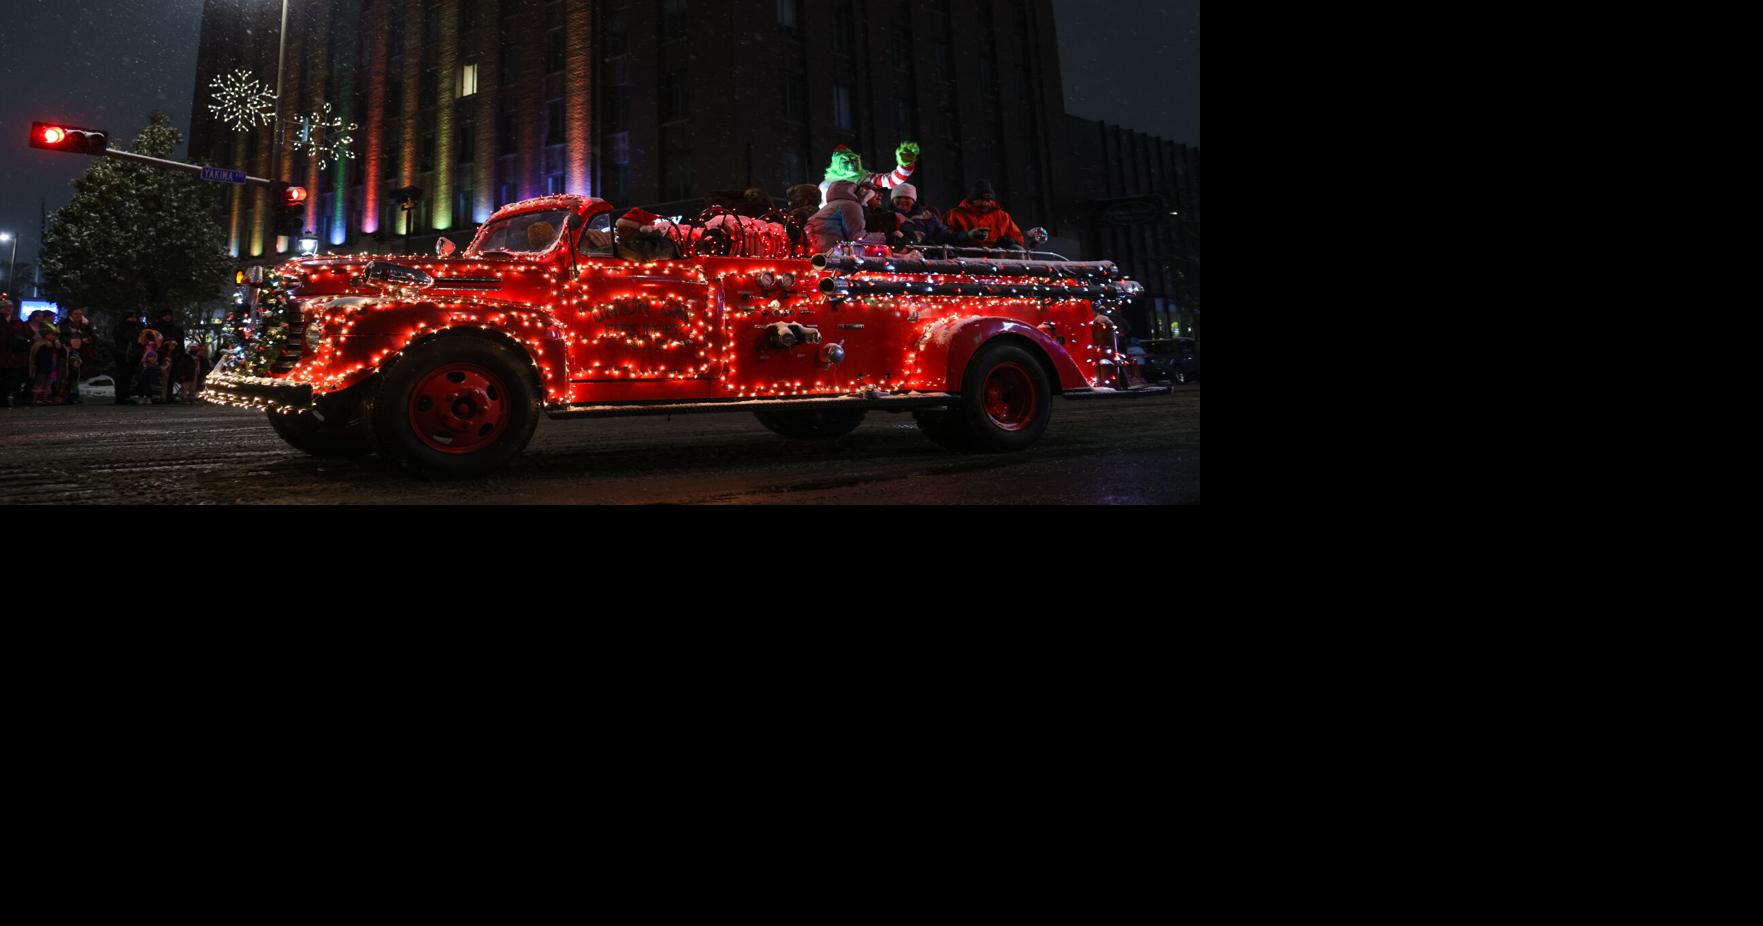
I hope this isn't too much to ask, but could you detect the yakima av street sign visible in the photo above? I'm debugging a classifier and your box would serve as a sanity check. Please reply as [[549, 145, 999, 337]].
[[200, 167, 248, 184]]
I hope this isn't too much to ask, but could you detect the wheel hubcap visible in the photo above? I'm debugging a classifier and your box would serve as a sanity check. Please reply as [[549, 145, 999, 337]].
[[982, 361, 1037, 431], [409, 363, 509, 454]]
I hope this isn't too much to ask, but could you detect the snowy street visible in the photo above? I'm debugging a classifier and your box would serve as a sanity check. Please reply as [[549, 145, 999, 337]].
[[0, 388, 1198, 505]]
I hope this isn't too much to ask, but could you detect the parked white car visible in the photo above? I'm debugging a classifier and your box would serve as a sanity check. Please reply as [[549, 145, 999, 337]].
[[80, 375, 117, 399]]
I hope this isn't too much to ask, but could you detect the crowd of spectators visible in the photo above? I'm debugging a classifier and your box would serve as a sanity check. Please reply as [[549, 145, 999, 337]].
[[1, 297, 212, 408]]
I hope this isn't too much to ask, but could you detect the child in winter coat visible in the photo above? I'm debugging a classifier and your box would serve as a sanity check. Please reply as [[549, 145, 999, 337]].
[[806, 180, 873, 253], [61, 333, 84, 403], [28, 326, 65, 405], [136, 344, 164, 403], [888, 184, 964, 248]]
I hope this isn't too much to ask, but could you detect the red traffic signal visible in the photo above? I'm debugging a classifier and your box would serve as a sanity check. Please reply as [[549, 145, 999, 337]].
[[274, 184, 309, 236], [30, 121, 108, 155]]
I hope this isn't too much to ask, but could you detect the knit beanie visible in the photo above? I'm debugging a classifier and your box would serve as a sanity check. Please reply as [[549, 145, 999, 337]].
[[890, 183, 918, 203]]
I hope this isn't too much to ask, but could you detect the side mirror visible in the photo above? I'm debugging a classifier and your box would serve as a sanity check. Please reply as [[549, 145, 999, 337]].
[[1026, 227, 1050, 247], [436, 237, 457, 258]]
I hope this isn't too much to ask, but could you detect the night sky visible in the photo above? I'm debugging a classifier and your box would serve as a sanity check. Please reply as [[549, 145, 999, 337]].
[[0, 0, 1199, 299]]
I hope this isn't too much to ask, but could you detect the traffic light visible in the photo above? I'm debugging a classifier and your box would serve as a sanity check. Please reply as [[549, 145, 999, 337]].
[[29, 121, 108, 155], [274, 184, 309, 237]]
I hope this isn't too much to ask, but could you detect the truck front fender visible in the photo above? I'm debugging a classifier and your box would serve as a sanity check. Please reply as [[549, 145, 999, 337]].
[[313, 300, 571, 402]]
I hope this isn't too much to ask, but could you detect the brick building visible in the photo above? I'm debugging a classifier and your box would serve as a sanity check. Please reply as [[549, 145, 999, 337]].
[[190, 0, 1199, 334]]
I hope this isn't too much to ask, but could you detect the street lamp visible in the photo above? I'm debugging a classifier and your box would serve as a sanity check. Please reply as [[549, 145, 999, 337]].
[[0, 232, 16, 300], [298, 234, 320, 256]]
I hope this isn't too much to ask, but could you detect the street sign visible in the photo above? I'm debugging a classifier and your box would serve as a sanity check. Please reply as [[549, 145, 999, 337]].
[[200, 167, 248, 184]]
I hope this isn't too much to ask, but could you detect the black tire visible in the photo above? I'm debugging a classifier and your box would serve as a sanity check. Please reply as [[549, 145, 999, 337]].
[[913, 409, 973, 451], [364, 336, 540, 477], [947, 341, 1053, 453], [266, 393, 374, 459], [753, 409, 866, 439]]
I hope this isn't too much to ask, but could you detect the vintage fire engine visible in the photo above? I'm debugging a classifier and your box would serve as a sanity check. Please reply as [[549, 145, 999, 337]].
[[203, 193, 1163, 476]]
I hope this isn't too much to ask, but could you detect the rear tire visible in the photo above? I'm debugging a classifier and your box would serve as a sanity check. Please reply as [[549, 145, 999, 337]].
[[266, 394, 374, 459], [365, 337, 539, 477], [953, 342, 1052, 453], [913, 409, 973, 451], [753, 409, 866, 439]]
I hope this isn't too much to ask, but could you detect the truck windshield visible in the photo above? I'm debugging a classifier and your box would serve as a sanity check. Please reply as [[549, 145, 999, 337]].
[[470, 210, 573, 255]]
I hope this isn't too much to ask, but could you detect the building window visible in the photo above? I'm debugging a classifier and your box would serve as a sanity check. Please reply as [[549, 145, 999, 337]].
[[421, 68, 439, 107], [500, 113, 518, 155], [663, 151, 692, 200], [612, 132, 630, 166], [458, 114, 476, 163], [782, 149, 803, 189], [661, 69, 688, 123], [547, 175, 565, 196], [547, 28, 564, 73], [607, 11, 628, 56], [455, 189, 472, 227], [546, 99, 565, 145], [833, 1, 853, 53], [663, 0, 688, 41], [501, 45, 517, 86], [891, 27, 911, 66], [833, 84, 854, 131], [605, 92, 628, 133], [782, 71, 807, 123], [498, 182, 515, 207], [778, 0, 799, 32], [420, 131, 436, 171], [387, 77, 403, 116], [460, 63, 479, 97]]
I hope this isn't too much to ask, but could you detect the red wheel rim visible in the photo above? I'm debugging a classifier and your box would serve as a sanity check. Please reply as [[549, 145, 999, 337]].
[[407, 363, 511, 454], [982, 361, 1038, 431]]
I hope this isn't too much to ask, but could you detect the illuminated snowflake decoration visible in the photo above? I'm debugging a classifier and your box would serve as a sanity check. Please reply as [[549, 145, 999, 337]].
[[206, 69, 278, 132], [291, 102, 359, 171]]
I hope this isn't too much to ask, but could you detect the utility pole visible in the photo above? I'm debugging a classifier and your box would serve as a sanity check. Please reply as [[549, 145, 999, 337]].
[[269, 0, 291, 253]]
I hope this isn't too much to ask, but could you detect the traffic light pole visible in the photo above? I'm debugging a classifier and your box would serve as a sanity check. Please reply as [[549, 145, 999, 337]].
[[97, 147, 283, 190]]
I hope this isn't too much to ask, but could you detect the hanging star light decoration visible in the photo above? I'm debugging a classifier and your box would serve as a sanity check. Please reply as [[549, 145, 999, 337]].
[[291, 102, 359, 171], [206, 68, 278, 131]]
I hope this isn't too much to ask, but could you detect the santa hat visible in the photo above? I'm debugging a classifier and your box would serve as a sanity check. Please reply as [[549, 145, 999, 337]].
[[617, 208, 663, 231], [890, 183, 918, 202]]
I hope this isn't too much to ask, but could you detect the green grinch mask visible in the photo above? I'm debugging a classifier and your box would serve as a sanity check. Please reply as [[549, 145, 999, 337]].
[[824, 148, 866, 184]]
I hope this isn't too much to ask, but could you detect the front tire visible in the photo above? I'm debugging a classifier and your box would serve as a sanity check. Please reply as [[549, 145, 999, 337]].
[[754, 409, 866, 439], [366, 337, 539, 477]]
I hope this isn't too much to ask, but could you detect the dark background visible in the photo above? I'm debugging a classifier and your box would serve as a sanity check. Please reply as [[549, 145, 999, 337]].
[[0, 0, 1198, 299]]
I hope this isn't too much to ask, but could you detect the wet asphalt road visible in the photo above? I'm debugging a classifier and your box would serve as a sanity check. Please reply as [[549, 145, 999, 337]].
[[0, 387, 1199, 504]]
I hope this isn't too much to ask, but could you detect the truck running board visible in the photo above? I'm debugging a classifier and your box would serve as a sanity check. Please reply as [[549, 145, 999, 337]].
[[546, 393, 958, 420], [1061, 384, 1177, 400], [546, 384, 1173, 419]]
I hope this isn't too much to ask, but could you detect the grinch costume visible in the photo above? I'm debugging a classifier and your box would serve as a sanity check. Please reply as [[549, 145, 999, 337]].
[[818, 142, 920, 205]]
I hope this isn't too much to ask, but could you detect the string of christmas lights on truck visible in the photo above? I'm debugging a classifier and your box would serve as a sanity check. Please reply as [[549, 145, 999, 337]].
[[204, 193, 1167, 476]]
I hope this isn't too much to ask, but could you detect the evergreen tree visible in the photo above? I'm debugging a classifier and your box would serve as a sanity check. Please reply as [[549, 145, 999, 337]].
[[40, 112, 234, 327]]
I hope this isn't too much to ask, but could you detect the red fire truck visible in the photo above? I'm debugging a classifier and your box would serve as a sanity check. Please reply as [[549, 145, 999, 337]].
[[203, 194, 1164, 476]]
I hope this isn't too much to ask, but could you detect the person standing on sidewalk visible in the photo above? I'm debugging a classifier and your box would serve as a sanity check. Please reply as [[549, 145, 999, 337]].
[[114, 313, 145, 405], [0, 298, 30, 408]]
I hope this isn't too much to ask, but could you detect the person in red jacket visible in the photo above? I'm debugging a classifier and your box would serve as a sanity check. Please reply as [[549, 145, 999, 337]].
[[944, 179, 1025, 249]]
